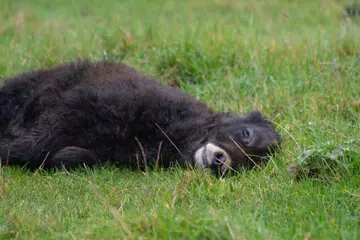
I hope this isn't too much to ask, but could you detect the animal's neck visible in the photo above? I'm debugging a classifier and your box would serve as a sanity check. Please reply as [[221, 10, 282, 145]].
[[165, 112, 221, 163]]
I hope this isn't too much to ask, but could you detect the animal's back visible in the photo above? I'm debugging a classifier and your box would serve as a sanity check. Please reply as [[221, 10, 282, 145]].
[[0, 61, 150, 135]]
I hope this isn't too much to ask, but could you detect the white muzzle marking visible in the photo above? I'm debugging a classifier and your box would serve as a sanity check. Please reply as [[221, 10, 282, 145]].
[[194, 143, 232, 172]]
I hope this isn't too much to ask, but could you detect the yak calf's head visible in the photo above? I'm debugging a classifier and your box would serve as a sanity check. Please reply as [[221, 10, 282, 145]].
[[194, 110, 281, 176]]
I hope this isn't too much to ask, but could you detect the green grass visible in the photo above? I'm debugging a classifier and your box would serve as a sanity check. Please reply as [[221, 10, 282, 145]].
[[0, 0, 359, 239]]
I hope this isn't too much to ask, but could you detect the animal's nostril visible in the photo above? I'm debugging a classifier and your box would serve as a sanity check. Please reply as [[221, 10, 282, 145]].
[[213, 152, 226, 165]]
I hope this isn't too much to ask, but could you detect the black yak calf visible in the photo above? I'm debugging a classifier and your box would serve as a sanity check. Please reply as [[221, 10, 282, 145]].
[[0, 61, 281, 175]]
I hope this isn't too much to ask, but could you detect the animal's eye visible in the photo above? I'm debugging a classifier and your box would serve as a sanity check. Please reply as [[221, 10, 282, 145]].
[[242, 128, 251, 139], [232, 128, 254, 145]]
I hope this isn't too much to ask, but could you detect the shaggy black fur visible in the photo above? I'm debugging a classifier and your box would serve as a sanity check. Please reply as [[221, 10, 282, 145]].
[[0, 61, 281, 173]]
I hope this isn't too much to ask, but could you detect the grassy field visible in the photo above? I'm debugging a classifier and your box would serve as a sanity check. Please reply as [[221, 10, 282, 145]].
[[0, 0, 359, 239]]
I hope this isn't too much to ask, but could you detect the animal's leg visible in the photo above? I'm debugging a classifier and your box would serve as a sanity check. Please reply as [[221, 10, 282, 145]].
[[47, 146, 99, 170], [0, 136, 46, 169], [0, 138, 100, 170], [0, 127, 75, 169]]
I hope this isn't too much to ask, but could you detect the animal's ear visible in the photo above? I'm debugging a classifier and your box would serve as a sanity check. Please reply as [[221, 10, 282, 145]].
[[219, 112, 245, 126], [220, 110, 265, 125], [242, 110, 264, 122]]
